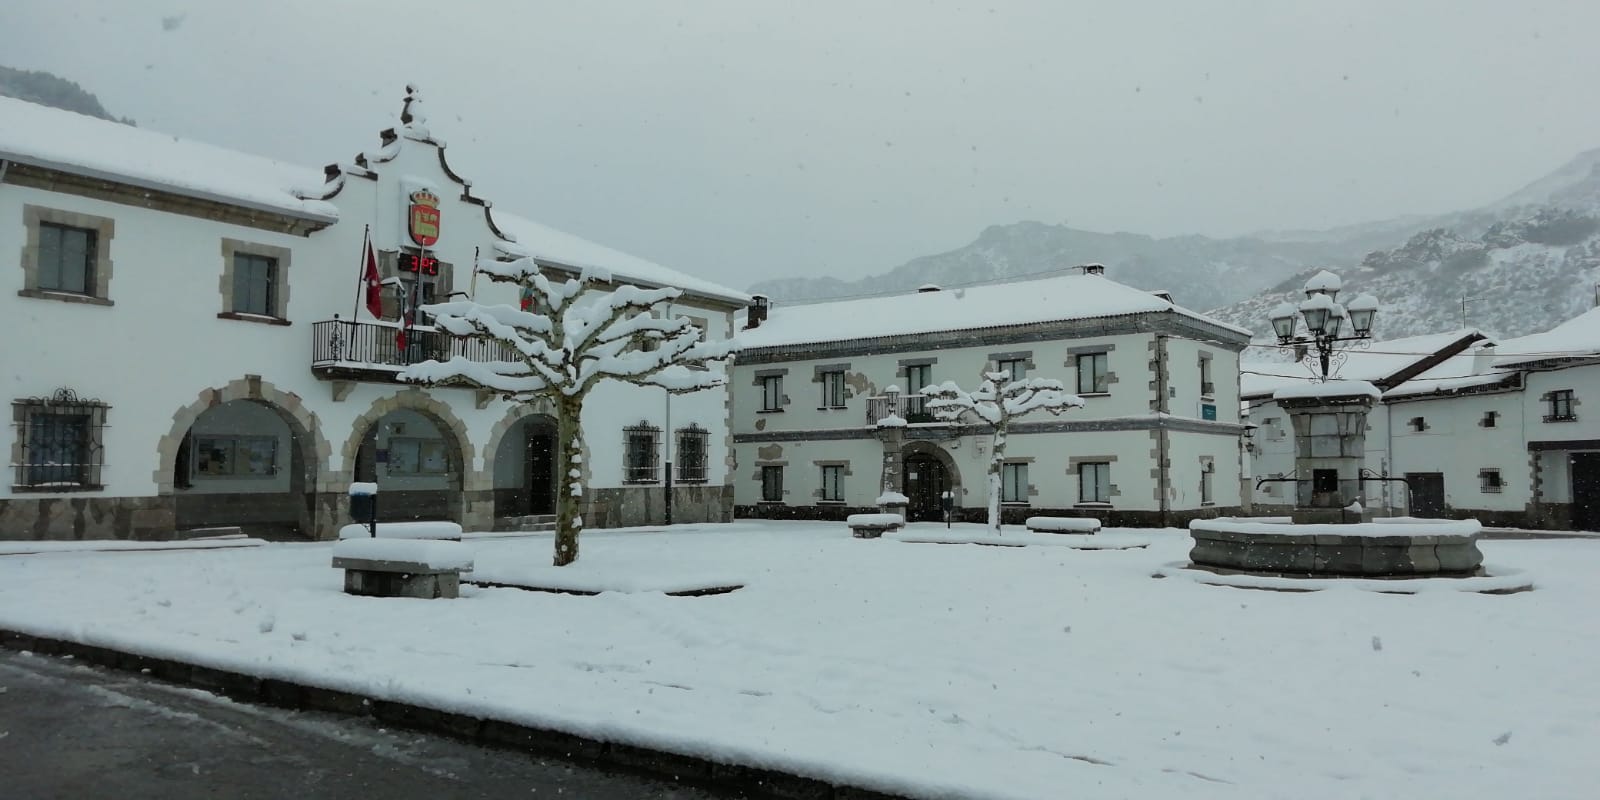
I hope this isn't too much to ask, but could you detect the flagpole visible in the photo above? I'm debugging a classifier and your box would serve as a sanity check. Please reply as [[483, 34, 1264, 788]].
[[351, 224, 370, 323]]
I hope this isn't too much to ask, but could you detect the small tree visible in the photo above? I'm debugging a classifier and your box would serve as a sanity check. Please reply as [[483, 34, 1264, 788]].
[[923, 371, 1083, 532], [401, 257, 738, 566]]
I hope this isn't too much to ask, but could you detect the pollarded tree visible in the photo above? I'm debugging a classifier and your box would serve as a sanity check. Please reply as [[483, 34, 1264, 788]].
[[400, 257, 739, 566], [923, 371, 1084, 533]]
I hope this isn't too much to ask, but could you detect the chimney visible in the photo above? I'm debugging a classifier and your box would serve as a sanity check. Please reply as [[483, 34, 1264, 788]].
[[1078, 263, 1105, 276], [744, 294, 769, 329], [1471, 342, 1498, 375]]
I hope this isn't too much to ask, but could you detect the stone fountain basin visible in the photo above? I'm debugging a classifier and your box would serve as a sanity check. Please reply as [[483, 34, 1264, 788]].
[[1189, 518, 1484, 577]]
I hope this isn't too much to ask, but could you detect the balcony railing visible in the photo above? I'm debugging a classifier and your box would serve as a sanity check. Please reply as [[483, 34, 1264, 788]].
[[866, 393, 944, 426], [310, 318, 518, 382]]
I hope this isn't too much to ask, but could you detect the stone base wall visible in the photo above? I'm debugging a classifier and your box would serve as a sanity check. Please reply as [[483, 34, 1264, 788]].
[[737, 504, 1245, 529], [737, 504, 879, 522], [0, 496, 175, 541], [586, 484, 734, 528]]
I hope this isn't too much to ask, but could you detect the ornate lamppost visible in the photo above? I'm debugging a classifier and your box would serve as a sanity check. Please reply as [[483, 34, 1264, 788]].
[[1267, 270, 1379, 379]]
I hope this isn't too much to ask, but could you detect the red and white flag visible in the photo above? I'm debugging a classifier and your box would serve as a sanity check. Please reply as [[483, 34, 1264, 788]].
[[361, 233, 383, 319]]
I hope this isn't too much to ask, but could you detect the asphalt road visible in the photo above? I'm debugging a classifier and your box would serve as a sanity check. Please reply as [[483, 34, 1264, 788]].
[[0, 648, 733, 800]]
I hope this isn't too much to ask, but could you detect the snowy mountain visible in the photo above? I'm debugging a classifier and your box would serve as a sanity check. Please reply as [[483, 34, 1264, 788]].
[[755, 148, 1600, 342], [0, 65, 133, 125], [749, 221, 1393, 311]]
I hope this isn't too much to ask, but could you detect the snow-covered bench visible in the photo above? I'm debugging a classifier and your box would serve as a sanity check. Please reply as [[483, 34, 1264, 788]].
[[847, 513, 904, 539], [337, 521, 463, 541], [1025, 516, 1101, 534], [332, 538, 474, 599]]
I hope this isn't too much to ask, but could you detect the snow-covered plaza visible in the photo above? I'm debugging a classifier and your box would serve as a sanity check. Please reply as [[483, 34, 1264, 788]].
[[1, 522, 1595, 799]]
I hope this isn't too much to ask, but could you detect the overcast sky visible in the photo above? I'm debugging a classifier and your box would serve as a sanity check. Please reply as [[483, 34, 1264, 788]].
[[6, 1, 1600, 291]]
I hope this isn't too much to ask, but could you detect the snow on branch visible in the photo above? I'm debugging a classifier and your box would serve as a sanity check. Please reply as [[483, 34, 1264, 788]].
[[923, 371, 1084, 426]]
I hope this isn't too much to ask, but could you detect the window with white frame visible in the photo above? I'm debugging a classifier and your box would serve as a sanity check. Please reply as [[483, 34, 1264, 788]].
[[1001, 462, 1028, 503], [821, 371, 846, 408], [1076, 353, 1109, 394], [760, 375, 783, 412], [1078, 462, 1111, 504], [820, 464, 844, 502]]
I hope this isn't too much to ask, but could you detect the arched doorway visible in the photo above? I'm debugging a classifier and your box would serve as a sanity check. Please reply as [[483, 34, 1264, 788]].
[[350, 407, 467, 523], [491, 414, 558, 520], [158, 377, 331, 540], [902, 441, 961, 522]]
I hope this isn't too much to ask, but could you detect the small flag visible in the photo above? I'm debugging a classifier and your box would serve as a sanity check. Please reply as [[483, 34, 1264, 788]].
[[520, 285, 535, 312], [361, 233, 382, 319]]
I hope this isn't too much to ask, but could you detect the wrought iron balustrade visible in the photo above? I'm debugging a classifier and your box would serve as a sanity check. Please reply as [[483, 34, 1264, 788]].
[[310, 318, 518, 382]]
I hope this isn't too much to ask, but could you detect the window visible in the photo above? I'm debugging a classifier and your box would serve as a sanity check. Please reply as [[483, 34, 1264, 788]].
[[193, 436, 277, 477], [1001, 463, 1028, 503], [675, 425, 709, 483], [232, 253, 278, 317], [1479, 469, 1503, 493], [38, 222, 96, 295], [996, 359, 1027, 381], [821, 465, 844, 502], [623, 424, 660, 483], [1200, 357, 1215, 397], [821, 371, 846, 408], [760, 465, 784, 502], [1078, 462, 1111, 504], [388, 437, 449, 475], [1076, 353, 1109, 394], [1481, 411, 1498, 428], [905, 364, 932, 416], [1408, 416, 1427, 432], [1545, 390, 1576, 422], [13, 390, 108, 491], [1201, 460, 1215, 504], [760, 375, 783, 412]]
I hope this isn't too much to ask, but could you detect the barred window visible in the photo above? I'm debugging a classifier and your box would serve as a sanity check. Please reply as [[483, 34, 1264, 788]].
[[676, 424, 709, 483], [1479, 469, 1503, 493], [623, 423, 660, 483], [1545, 390, 1575, 422], [13, 389, 108, 491]]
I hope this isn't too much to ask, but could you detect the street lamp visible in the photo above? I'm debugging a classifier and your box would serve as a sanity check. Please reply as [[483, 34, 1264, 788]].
[[1269, 271, 1378, 380]]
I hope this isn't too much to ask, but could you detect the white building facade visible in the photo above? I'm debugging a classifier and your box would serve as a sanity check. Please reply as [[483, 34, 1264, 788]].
[[1, 92, 745, 541], [729, 273, 1253, 526]]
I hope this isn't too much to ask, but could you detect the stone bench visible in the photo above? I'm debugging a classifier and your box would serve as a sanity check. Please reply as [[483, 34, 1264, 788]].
[[847, 513, 905, 539], [1025, 516, 1101, 534], [332, 538, 473, 599], [337, 521, 463, 541]]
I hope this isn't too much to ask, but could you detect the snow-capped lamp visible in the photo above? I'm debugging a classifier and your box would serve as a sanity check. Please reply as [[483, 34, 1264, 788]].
[[1269, 301, 1298, 344], [1297, 292, 1336, 337], [1303, 269, 1342, 302], [1345, 293, 1379, 338], [1266, 270, 1379, 380]]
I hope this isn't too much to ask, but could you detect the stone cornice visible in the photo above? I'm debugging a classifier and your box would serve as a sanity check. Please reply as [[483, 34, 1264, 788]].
[[733, 415, 1245, 443]]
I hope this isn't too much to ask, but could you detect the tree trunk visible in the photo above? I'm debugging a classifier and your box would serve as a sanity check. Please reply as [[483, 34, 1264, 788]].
[[988, 421, 1007, 534], [553, 394, 586, 566]]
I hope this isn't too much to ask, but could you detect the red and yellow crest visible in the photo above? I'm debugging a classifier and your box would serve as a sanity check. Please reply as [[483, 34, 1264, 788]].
[[408, 189, 441, 248]]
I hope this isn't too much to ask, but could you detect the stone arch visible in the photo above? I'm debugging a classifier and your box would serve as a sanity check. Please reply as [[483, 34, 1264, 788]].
[[479, 397, 557, 483], [338, 387, 477, 488], [154, 375, 332, 495], [900, 440, 963, 522], [482, 400, 561, 521]]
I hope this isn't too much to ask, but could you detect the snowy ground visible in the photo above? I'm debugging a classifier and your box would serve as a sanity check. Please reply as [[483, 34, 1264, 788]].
[[0, 521, 1595, 800]]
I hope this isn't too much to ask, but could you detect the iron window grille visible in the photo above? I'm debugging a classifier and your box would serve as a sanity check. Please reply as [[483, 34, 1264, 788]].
[[1076, 353, 1109, 394], [13, 388, 108, 491], [1479, 469, 1503, 493], [232, 252, 278, 317], [623, 423, 661, 483], [1545, 390, 1576, 422], [1001, 462, 1028, 503], [38, 222, 97, 295], [822, 371, 847, 408], [760, 465, 784, 502], [675, 425, 709, 483]]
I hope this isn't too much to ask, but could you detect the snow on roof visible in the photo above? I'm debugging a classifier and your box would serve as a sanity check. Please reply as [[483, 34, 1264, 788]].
[[0, 94, 337, 221], [490, 211, 749, 307], [1381, 348, 1514, 399], [1273, 380, 1380, 401], [736, 273, 1252, 349], [1492, 306, 1600, 367], [1241, 329, 1483, 399]]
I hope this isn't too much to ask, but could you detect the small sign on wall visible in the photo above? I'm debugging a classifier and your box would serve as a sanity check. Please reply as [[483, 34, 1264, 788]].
[[1200, 403, 1217, 421]]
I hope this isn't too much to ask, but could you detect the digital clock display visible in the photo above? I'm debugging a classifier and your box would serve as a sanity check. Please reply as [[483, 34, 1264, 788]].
[[398, 252, 440, 275]]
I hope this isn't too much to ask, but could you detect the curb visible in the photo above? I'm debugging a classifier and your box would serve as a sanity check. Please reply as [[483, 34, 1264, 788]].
[[0, 629, 911, 800]]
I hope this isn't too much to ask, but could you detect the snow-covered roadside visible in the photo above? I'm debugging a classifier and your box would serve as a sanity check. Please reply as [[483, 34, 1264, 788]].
[[0, 521, 1595, 799], [0, 538, 266, 556]]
